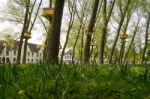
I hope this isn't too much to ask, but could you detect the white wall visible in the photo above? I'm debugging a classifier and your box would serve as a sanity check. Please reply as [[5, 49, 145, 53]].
[[0, 42, 43, 64]]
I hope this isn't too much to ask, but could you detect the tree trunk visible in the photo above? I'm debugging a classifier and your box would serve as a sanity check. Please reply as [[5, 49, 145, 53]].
[[123, 19, 140, 62], [119, 14, 131, 64], [22, 0, 42, 64], [141, 16, 150, 64], [17, 0, 30, 64], [60, 0, 75, 64], [133, 44, 136, 64], [72, 19, 83, 64], [99, 0, 107, 64], [23, 39, 28, 63], [43, 0, 53, 63], [83, 0, 99, 64], [99, 0, 116, 64], [80, 26, 85, 64], [108, 0, 131, 64], [47, 0, 65, 63]]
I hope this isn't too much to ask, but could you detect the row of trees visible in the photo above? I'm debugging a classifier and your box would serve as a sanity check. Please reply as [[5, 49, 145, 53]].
[[1, 0, 150, 64], [50, 0, 150, 64]]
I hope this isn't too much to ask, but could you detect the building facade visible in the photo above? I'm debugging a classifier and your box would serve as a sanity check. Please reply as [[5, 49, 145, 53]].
[[0, 40, 43, 64]]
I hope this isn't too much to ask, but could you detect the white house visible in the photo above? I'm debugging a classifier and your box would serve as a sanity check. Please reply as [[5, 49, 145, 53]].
[[0, 40, 43, 64], [63, 49, 72, 63], [59, 48, 73, 63], [0, 40, 76, 64]]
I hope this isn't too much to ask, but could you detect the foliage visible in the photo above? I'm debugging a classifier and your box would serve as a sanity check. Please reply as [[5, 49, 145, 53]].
[[1, 64, 150, 98]]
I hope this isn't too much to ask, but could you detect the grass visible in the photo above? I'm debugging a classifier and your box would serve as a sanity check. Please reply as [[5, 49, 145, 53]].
[[0, 63, 150, 99]]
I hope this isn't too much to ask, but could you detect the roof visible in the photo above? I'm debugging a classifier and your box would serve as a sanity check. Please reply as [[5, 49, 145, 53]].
[[0, 40, 41, 52], [27, 43, 41, 52], [64, 49, 72, 55], [0, 40, 4, 50]]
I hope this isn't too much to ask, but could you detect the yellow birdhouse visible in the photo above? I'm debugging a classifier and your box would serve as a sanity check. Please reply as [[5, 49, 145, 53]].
[[121, 39, 126, 43], [42, 8, 54, 19], [120, 35, 124, 39], [120, 34, 128, 39], [24, 32, 31, 39], [124, 34, 128, 39]]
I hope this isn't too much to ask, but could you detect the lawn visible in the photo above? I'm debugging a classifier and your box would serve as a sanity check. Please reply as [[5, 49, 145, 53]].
[[0, 64, 150, 99]]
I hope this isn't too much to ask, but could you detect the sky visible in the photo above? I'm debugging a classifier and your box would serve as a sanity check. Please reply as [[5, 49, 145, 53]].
[[1, 0, 148, 46], [0, 0, 43, 44], [0, 0, 68, 45]]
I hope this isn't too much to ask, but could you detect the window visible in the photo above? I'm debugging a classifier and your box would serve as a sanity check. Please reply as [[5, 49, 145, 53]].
[[37, 53, 38, 57], [2, 57, 5, 63], [31, 59, 33, 63], [65, 55, 70, 59], [39, 59, 42, 63], [6, 58, 10, 63], [27, 58, 30, 62], [36, 59, 38, 63], [13, 58, 16, 63], [32, 52, 34, 57], [40, 53, 42, 57], [28, 52, 30, 56], [14, 51, 16, 55], [6, 51, 9, 56]]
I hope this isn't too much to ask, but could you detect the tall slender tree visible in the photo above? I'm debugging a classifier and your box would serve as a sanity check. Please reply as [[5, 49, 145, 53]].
[[83, 0, 100, 64], [17, 0, 30, 64], [108, 0, 131, 64], [22, 0, 43, 63], [141, 0, 150, 64], [47, 0, 65, 63], [43, 0, 53, 63], [141, 16, 150, 64], [99, 0, 116, 64], [118, 12, 131, 63], [71, 0, 90, 63], [60, 0, 76, 64], [123, 17, 141, 63], [119, 0, 139, 64]]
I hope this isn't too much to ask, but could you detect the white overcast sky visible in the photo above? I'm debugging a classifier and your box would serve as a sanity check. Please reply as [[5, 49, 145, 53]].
[[0, 0, 45, 44], [0, 0, 68, 45], [1, 0, 149, 46]]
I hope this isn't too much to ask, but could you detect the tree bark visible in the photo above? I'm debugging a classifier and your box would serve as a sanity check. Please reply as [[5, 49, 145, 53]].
[[71, 19, 83, 64], [47, 0, 65, 63], [123, 19, 140, 62], [118, 14, 131, 64], [83, 0, 99, 64], [23, 39, 28, 63], [23, 0, 42, 64], [99, 0, 116, 64], [17, 0, 30, 64], [43, 0, 53, 63], [60, 0, 75, 64], [108, 0, 131, 64], [141, 16, 150, 64]]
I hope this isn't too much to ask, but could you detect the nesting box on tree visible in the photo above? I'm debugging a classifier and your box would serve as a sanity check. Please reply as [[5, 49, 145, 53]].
[[121, 39, 126, 43], [42, 8, 54, 19], [24, 32, 31, 39], [120, 34, 128, 40], [124, 34, 128, 39]]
